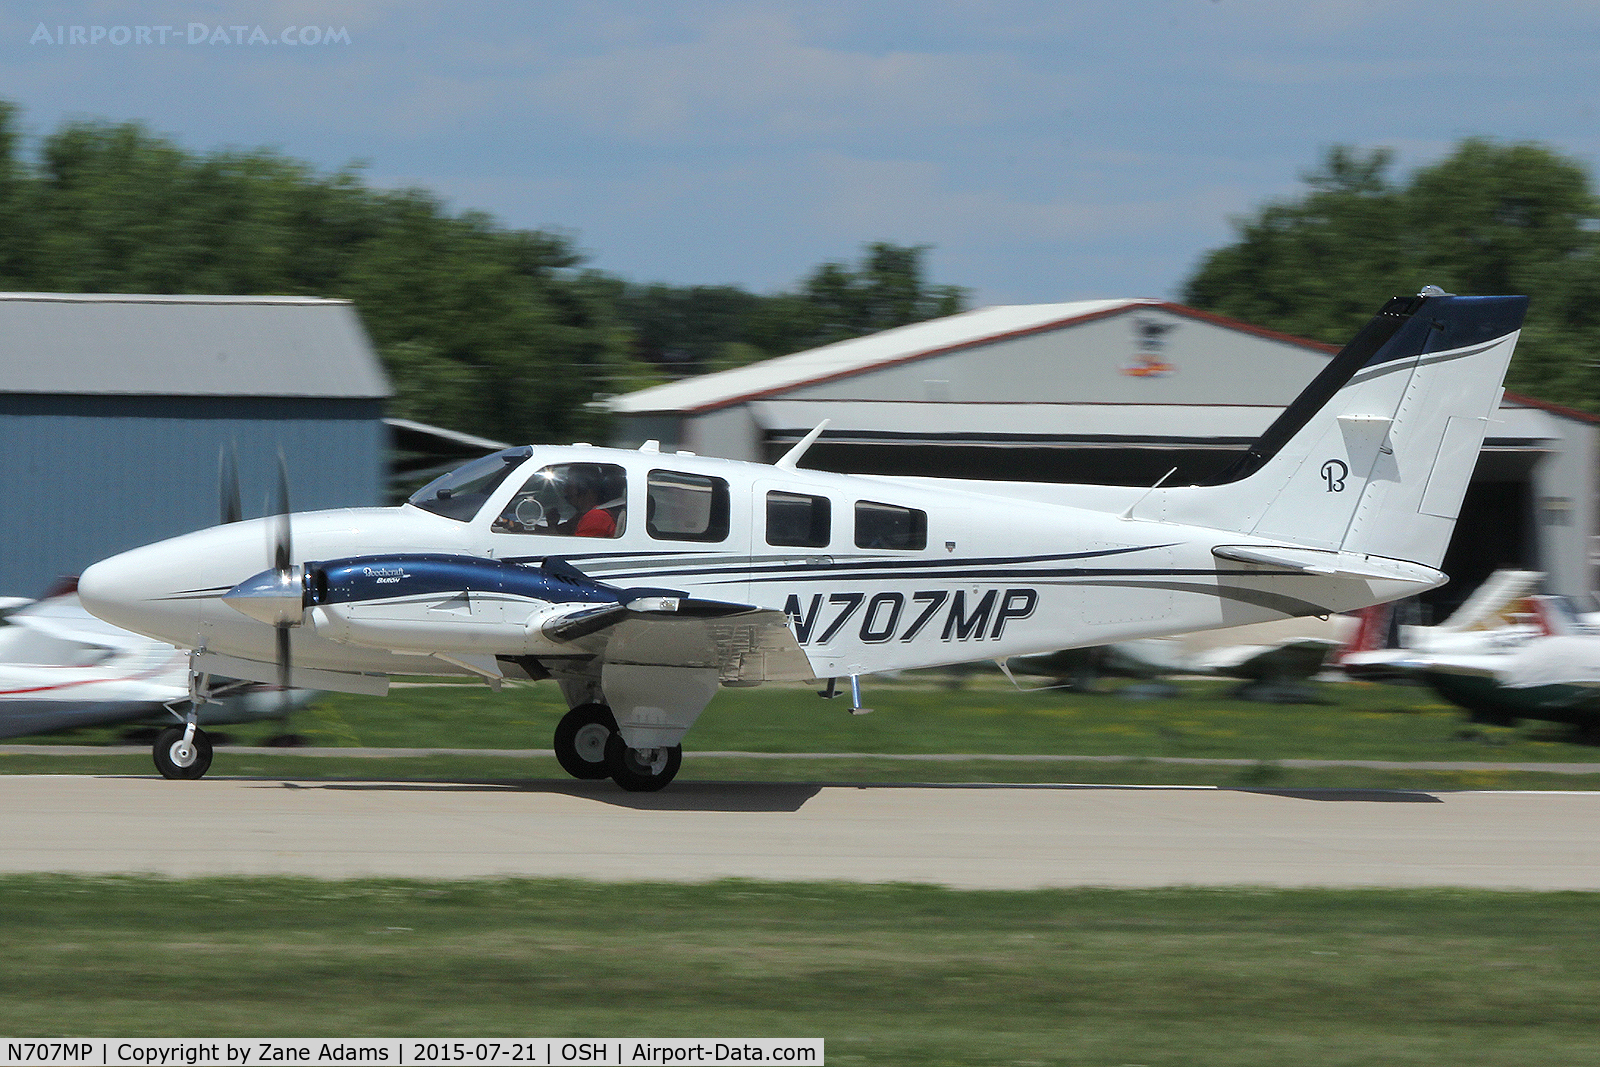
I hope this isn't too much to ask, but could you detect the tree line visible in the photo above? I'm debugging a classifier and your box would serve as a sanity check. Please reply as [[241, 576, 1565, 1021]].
[[1184, 139, 1600, 412], [0, 102, 965, 445], [1, 97, 1596, 436]]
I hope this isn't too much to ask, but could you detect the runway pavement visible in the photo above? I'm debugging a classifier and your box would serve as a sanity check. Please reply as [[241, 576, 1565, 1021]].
[[3, 774, 1598, 889]]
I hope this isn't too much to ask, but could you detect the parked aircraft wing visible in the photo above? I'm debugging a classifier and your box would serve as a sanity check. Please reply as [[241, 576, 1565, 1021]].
[[1195, 637, 1342, 680], [1496, 636, 1600, 690], [6, 594, 163, 653]]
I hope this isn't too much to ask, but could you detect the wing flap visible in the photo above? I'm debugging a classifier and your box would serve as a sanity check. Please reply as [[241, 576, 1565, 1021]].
[[601, 608, 815, 683]]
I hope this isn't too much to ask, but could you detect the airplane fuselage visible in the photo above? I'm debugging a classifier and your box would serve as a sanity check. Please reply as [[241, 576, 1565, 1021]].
[[80, 444, 1433, 685]]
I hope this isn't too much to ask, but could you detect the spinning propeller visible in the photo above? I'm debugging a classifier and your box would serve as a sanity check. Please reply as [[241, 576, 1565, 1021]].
[[270, 451, 295, 699], [219, 443, 243, 525], [218, 448, 307, 745]]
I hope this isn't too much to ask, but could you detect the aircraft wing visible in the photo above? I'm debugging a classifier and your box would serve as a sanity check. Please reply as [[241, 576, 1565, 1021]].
[[7, 594, 165, 654], [1196, 638, 1342, 681], [275, 554, 822, 688], [551, 601, 816, 683], [1495, 636, 1600, 690]]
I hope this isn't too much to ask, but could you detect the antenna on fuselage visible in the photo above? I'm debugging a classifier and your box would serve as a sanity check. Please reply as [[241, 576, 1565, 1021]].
[[775, 420, 830, 471], [1120, 467, 1178, 521]]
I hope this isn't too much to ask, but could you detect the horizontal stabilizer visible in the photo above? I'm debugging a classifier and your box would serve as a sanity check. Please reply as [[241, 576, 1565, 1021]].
[[1211, 545, 1440, 584]]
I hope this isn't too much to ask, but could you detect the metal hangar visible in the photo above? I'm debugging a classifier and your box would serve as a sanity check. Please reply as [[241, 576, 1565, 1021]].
[[608, 298, 1597, 610], [0, 293, 391, 599]]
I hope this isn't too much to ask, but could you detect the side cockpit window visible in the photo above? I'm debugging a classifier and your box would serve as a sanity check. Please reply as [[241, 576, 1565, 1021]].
[[766, 490, 830, 547], [492, 463, 627, 538], [407, 447, 531, 522], [854, 500, 927, 550], [648, 470, 729, 542]]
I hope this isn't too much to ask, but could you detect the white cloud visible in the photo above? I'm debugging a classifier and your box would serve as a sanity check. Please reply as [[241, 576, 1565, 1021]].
[[509, 7, 1039, 147]]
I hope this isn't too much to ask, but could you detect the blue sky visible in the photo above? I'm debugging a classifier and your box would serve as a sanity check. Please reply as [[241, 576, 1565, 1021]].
[[3, 1, 1598, 305]]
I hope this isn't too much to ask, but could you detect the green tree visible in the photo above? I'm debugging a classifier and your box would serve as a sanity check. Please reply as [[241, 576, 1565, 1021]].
[[0, 108, 645, 444], [1184, 138, 1600, 410], [0, 102, 35, 287], [615, 242, 969, 377], [0, 103, 972, 438]]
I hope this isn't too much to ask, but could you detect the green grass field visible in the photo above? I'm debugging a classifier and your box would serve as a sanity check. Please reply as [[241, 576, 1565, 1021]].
[[1, 876, 1597, 1065], [6, 673, 1600, 790]]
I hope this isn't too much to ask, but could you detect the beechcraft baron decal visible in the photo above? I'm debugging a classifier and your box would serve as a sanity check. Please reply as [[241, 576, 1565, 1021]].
[[80, 288, 1528, 790]]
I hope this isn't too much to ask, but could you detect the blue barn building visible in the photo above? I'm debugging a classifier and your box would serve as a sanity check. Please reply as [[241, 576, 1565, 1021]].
[[0, 293, 391, 598]]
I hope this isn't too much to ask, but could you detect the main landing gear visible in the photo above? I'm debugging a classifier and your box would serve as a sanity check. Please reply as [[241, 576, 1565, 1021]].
[[553, 702, 682, 792]]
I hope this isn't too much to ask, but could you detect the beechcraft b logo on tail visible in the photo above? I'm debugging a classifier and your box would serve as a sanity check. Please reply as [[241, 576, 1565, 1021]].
[[1321, 459, 1348, 492]]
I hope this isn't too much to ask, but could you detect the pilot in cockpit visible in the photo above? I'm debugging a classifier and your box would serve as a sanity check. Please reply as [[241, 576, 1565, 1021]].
[[559, 467, 625, 537], [491, 464, 625, 538]]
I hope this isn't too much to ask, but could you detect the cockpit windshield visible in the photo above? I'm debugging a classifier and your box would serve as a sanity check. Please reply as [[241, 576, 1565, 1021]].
[[406, 447, 532, 522]]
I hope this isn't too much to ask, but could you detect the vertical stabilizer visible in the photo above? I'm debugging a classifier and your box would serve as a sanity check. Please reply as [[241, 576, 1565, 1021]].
[[1164, 290, 1527, 569]]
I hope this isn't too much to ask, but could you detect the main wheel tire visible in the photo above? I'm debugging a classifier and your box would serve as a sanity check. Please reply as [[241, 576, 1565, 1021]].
[[553, 703, 617, 780], [152, 725, 213, 780], [604, 732, 682, 792]]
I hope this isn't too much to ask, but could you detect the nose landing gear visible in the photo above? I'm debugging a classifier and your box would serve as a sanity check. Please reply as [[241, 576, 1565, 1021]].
[[153, 722, 213, 779], [151, 651, 229, 780]]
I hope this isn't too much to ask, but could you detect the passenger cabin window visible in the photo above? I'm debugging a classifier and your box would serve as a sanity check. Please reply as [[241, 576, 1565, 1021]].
[[408, 447, 532, 522], [855, 500, 927, 550], [766, 490, 831, 548], [648, 470, 729, 542], [491, 463, 627, 538]]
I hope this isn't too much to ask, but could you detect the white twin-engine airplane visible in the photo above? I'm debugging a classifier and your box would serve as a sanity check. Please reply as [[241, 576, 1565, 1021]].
[[80, 288, 1527, 789]]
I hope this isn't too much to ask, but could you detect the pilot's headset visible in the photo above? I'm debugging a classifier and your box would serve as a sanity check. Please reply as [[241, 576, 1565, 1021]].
[[562, 465, 602, 506]]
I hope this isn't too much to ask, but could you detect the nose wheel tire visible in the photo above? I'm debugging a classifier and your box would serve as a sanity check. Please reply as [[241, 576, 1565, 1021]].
[[604, 732, 682, 792], [153, 725, 213, 780], [553, 703, 618, 780]]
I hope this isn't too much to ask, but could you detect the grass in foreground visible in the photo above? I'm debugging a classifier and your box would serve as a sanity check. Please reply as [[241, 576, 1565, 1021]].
[[1, 876, 1597, 1066]]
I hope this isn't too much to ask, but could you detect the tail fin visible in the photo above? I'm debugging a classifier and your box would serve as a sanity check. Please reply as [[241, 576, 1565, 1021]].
[[1434, 569, 1543, 632], [1167, 289, 1527, 568], [1335, 602, 1396, 664], [1524, 594, 1581, 636]]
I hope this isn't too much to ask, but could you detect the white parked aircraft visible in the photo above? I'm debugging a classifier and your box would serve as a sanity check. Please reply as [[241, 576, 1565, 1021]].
[[79, 289, 1527, 789], [1338, 569, 1570, 681], [1010, 614, 1356, 702], [0, 581, 314, 744], [1338, 569, 1600, 731]]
